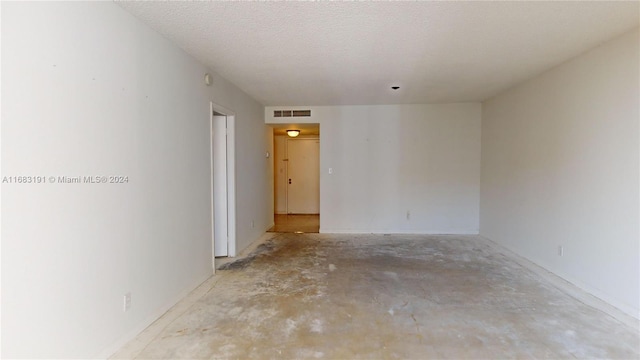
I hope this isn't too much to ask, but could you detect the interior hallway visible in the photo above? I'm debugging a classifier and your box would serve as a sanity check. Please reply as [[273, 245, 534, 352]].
[[268, 214, 320, 233], [112, 234, 639, 359]]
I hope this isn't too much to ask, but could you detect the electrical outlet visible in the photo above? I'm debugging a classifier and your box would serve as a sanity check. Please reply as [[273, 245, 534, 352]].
[[406, 211, 410, 220], [251, 220, 255, 228], [124, 292, 131, 312], [558, 246, 564, 257]]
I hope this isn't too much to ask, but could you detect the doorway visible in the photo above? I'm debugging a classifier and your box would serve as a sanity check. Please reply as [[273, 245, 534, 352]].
[[269, 124, 320, 233], [210, 103, 236, 263]]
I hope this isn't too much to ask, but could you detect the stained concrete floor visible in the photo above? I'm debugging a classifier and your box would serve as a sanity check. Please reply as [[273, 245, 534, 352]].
[[112, 234, 639, 359]]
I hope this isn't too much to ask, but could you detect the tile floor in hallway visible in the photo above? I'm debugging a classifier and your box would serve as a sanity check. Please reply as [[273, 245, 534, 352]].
[[112, 234, 639, 359], [268, 214, 320, 233]]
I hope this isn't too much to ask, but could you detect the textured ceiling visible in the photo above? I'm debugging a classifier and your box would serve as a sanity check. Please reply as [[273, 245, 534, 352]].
[[117, 1, 639, 106]]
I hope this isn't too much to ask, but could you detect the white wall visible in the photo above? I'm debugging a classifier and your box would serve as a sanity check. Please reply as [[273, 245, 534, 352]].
[[273, 135, 287, 214], [480, 28, 639, 318], [267, 104, 481, 234], [265, 130, 275, 224], [1, 2, 269, 358]]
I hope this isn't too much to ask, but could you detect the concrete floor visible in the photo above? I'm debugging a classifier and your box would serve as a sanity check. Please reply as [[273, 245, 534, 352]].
[[268, 214, 320, 233], [112, 234, 639, 359]]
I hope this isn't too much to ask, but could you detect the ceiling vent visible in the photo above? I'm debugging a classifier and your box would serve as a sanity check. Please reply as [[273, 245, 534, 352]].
[[274, 110, 311, 117]]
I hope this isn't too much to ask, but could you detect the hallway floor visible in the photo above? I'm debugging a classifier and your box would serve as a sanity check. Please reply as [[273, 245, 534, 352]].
[[112, 234, 639, 359], [268, 214, 319, 233]]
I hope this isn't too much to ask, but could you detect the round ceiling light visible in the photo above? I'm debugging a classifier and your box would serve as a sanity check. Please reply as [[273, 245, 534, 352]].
[[287, 130, 300, 137]]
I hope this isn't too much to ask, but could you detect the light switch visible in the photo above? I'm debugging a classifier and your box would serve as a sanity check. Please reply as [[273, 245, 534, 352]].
[[329, 168, 333, 174]]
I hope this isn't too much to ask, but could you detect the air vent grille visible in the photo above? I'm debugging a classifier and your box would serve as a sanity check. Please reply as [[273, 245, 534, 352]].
[[292, 110, 311, 117], [274, 110, 311, 117]]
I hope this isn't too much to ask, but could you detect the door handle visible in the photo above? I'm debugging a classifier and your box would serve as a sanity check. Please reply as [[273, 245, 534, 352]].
[[288, 179, 292, 184]]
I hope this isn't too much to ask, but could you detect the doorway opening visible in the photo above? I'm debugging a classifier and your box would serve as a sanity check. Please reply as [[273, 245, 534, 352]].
[[268, 124, 320, 233], [210, 103, 236, 266]]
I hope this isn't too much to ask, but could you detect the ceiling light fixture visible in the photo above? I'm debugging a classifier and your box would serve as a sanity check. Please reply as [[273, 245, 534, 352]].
[[287, 130, 300, 137]]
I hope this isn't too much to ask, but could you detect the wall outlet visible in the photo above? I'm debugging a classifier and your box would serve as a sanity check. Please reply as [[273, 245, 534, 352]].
[[251, 220, 255, 228], [406, 211, 410, 220], [123, 292, 131, 312], [558, 246, 564, 257]]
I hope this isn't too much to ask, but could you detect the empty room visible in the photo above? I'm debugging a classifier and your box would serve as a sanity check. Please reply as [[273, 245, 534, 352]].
[[2, 1, 639, 359]]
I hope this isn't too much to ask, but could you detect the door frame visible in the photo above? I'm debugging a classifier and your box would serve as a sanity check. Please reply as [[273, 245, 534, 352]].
[[209, 102, 236, 271]]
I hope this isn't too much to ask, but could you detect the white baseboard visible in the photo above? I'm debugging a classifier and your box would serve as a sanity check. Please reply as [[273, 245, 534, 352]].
[[105, 231, 283, 358], [480, 235, 639, 330], [98, 272, 214, 359]]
